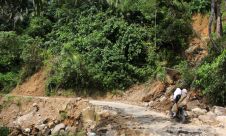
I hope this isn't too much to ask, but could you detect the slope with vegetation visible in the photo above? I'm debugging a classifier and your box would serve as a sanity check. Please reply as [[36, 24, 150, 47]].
[[0, 0, 225, 106]]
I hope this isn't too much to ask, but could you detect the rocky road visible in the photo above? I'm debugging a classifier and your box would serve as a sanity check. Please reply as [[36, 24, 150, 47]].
[[89, 100, 226, 136]]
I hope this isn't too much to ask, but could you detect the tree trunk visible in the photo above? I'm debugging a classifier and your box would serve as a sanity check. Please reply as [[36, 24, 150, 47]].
[[216, 0, 223, 38], [209, 0, 215, 37], [209, 0, 220, 52]]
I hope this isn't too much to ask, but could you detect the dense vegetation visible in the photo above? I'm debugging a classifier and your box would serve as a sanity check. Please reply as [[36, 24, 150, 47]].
[[0, 0, 225, 105]]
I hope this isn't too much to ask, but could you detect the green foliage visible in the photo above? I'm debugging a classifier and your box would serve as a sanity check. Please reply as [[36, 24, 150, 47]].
[[188, 0, 211, 13], [27, 16, 52, 37], [0, 72, 18, 93], [1, 0, 194, 94], [0, 32, 22, 92], [0, 32, 23, 72], [175, 61, 195, 88], [195, 50, 226, 105], [0, 127, 10, 136], [19, 36, 43, 83]]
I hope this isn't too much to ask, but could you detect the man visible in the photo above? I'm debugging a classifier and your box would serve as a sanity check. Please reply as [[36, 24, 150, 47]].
[[171, 88, 188, 118]]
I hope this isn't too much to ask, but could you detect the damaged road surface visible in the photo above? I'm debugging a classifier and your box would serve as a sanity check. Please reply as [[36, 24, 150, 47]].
[[89, 100, 226, 136]]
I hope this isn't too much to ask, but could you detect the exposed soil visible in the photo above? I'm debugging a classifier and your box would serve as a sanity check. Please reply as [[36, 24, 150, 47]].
[[11, 69, 46, 96], [185, 13, 209, 65]]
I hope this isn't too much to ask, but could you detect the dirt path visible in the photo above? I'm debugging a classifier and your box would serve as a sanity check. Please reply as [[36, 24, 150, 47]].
[[89, 100, 226, 136]]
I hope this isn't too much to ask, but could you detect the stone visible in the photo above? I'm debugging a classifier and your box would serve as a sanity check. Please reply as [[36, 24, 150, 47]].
[[159, 96, 166, 102], [198, 114, 216, 123], [144, 102, 149, 107], [214, 106, 226, 116], [35, 124, 46, 130], [165, 86, 176, 96], [8, 129, 21, 136], [106, 130, 118, 136], [24, 128, 30, 133], [32, 103, 38, 107], [66, 126, 77, 134], [141, 81, 165, 102], [87, 132, 96, 136], [76, 97, 82, 101], [59, 129, 67, 135], [48, 122, 54, 128], [82, 107, 95, 123], [51, 123, 65, 134], [192, 108, 207, 115], [165, 74, 174, 84], [42, 127, 51, 136], [216, 116, 226, 126], [54, 120, 60, 124]]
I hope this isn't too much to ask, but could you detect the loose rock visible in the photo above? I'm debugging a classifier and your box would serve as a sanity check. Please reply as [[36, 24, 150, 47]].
[[51, 123, 65, 135]]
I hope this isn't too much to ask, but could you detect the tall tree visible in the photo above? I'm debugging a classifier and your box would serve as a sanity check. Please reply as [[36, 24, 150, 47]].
[[216, 0, 223, 38]]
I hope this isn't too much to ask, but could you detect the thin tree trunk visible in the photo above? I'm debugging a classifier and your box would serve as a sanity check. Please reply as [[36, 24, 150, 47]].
[[209, 0, 220, 52], [216, 0, 223, 38]]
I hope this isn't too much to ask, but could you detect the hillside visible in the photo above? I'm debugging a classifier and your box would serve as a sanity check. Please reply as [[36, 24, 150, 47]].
[[0, 0, 226, 136]]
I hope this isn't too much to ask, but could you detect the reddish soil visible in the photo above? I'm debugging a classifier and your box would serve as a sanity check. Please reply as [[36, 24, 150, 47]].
[[192, 13, 209, 37], [11, 69, 46, 96]]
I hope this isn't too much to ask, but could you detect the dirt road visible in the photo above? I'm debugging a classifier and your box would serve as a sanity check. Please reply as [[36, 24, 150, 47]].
[[89, 100, 225, 136]]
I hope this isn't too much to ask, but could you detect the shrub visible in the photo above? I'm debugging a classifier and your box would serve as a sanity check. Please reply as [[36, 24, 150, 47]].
[[175, 61, 195, 88], [0, 32, 22, 92], [188, 0, 211, 13], [19, 36, 43, 83], [26, 16, 52, 38], [195, 50, 226, 105], [0, 127, 10, 136]]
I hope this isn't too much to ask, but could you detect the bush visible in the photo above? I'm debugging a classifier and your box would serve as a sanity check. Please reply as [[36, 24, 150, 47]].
[[0, 32, 22, 92], [175, 61, 195, 88], [0, 127, 10, 136], [26, 16, 52, 38], [195, 50, 226, 105], [19, 36, 44, 83], [45, 8, 159, 91], [188, 0, 211, 13]]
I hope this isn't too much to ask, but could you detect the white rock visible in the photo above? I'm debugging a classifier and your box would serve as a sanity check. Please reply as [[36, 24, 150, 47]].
[[87, 132, 96, 136], [159, 96, 166, 102], [66, 126, 77, 133], [52, 123, 65, 134], [24, 128, 30, 133], [32, 103, 38, 107], [216, 116, 226, 126], [48, 122, 54, 128], [144, 102, 149, 107], [76, 97, 82, 101], [198, 114, 216, 123], [192, 108, 207, 115], [214, 106, 226, 116], [35, 124, 46, 130]]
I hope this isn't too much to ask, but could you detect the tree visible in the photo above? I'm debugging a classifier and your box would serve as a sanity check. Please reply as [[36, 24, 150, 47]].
[[209, 0, 223, 38]]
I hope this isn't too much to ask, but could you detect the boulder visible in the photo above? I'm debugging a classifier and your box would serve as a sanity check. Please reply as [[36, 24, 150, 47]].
[[51, 123, 65, 135], [213, 106, 226, 116], [165, 74, 174, 85], [35, 124, 46, 130], [82, 107, 95, 122], [192, 108, 207, 115], [198, 114, 216, 124], [141, 81, 165, 102], [66, 126, 77, 134], [159, 96, 166, 102], [87, 132, 96, 136], [165, 85, 176, 96], [47, 122, 54, 129], [24, 128, 30, 133], [42, 127, 51, 136], [216, 116, 226, 126]]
